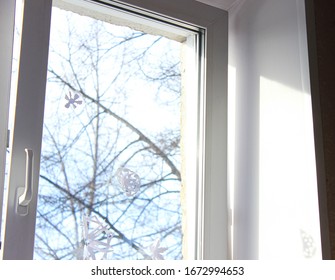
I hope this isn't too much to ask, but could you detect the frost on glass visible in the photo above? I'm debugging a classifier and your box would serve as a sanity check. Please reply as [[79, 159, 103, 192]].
[[34, 6, 183, 260]]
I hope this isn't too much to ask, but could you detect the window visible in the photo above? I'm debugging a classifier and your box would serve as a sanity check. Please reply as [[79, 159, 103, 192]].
[[0, 0, 228, 260]]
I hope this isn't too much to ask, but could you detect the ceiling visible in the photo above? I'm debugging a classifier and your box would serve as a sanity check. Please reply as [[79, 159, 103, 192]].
[[195, 0, 239, 10]]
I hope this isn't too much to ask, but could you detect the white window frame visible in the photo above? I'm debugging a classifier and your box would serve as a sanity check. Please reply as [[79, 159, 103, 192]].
[[0, 0, 228, 260], [0, 0, 16, 243]]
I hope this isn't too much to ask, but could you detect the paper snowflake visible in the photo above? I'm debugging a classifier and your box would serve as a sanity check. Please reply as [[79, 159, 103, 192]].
[[300, 230, 316, 258], [81, 215, 114, 260], [65, 91, 83, 109], [149, 239, 167, 260], [117, 167, 141, 197]]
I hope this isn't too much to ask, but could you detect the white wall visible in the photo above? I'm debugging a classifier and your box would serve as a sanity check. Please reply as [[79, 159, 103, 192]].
[[228, 0, 321, 259]]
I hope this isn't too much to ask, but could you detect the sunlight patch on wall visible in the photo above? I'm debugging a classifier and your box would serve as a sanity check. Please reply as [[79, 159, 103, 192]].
[[258, 76, 321, 259], [227, 64, 236, 258]]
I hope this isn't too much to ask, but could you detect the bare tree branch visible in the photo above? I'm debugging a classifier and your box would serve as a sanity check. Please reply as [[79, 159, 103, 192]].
[[48, 69, 181, 180], [39, 174, 152, 259]]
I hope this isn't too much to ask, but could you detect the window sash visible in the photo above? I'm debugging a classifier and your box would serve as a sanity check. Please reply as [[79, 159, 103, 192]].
[[1, 0, 228, 260]]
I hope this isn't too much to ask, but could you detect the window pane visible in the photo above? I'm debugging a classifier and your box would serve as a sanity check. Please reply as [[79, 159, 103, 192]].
[[34, 4, 187, 260]]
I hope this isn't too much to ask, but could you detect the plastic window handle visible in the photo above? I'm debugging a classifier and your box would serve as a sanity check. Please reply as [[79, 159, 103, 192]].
[[18, 149, 33, 206]]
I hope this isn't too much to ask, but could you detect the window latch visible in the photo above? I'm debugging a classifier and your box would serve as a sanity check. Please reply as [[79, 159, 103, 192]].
[[16, 149, 33, 216]]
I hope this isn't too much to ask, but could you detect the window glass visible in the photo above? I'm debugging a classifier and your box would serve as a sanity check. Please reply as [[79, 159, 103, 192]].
[[34, 3, 192, 260]]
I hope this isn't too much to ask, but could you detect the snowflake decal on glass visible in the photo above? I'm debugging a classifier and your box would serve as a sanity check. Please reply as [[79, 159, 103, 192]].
[[300, 229, 316, 258], [81, 215, 114, 260], [149, 239, 167, 260], [65, 91, 83, 109], [117, 167, 141, 197]]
